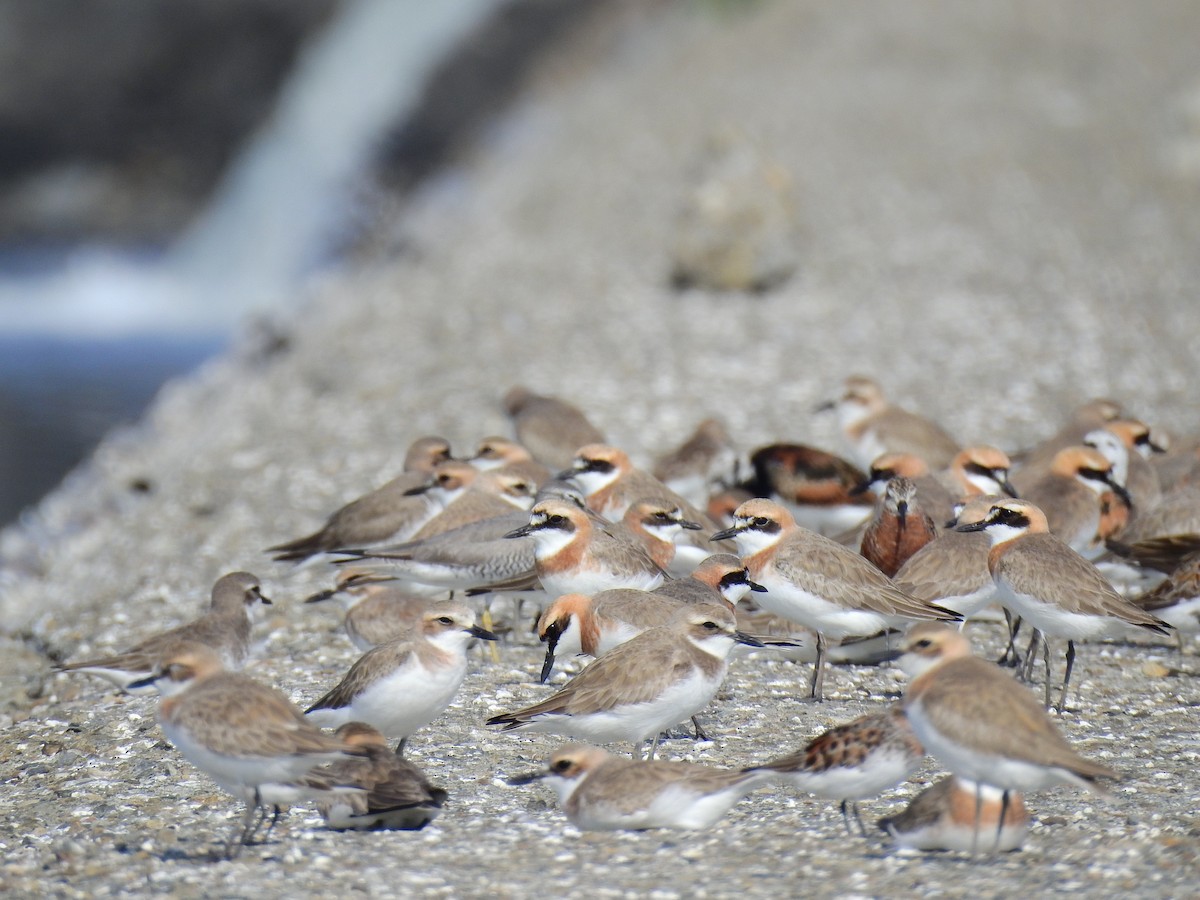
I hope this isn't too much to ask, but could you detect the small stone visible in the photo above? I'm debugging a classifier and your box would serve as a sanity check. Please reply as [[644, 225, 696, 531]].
[[1141, 662, 1171, 678]]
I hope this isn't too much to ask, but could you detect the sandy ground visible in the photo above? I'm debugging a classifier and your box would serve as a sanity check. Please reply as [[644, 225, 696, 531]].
[[2, 2, 1199, 896]]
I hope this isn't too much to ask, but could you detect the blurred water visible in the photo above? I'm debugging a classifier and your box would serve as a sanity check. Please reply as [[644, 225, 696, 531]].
[[0, 333, 223, 522], [0, 0, 500, 525]]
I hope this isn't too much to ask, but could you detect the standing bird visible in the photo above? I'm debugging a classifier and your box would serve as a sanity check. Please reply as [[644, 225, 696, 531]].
[[267, 436, 452, 562], [305, 602, 498, 752], [487, 602, 761, 758], [747, 705, 924, 834], [467, 436, 553, 489], [711, 499, 960, 700], [894, 624, 1120, 852], [55, 572, 271, 693], [559, 443, 730, 564], [859, 476, 938, 577], [892, 496, 1000, 622], [503, 386, 605, 470], [129, 643, 368, 858], [503, 498, 668, 598], [957, 499, 1170, 711], [652, 417, 743, 510], [1020, 446, 1132, 559], [817, 375, 960, 470], [303, 570, 431, 651]]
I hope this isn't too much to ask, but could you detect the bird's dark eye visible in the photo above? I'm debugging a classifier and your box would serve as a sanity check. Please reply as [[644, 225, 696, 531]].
[[753, 517, 770, 527], [436, 616, 454, 626], [513, 482, 529, 492], [914, 638, 932, 649], [549, 515, 566, 526], [702, 621, 719, 631], [553, 759, 573, 772]]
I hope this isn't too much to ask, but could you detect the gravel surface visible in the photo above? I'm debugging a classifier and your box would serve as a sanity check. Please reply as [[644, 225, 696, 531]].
[[3, 2, 1200, 897]]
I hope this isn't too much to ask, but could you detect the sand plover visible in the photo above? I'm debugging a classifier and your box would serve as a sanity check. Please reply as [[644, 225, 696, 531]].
[[1013, 398, 1125, 485], [957, 499, 1170, 710], [620, 497, 705, 574], [891, 495, 1001, 621], [468, 436, 553, 488], [559, 444, 728, 557], [129, 642, 367, 858], [1020, 446, 1131, 559], [504, 498, 668, 598], [817, 375, 960, 470], [747, 705, 924, 833], [895, 624, 1120, 851], [312, 723, 448, 830], [711, 499, 960, 699], [406, 468, 537, 541], [652, 417, 742, 509], [488, 602, 761, 758], [304, 570, 431, 651], [305, 602, 498, 751], [337, 508, 535, 596], [267, 436, 451, 562], [503, 386, 605, 470], [55, 572, 270, 693], [879, 775, 1029, 853], [508, 743, 769, 830]]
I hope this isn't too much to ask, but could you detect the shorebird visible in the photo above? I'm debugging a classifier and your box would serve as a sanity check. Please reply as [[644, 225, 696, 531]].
[[266, 436, 451, 562], [312, 723, 448, 831], [654, 553, 766, 608], [859, 476, 938, 577], [559, 444, 728, 561], [747, 705, 924, 834], [405, 468, 537, 541], [853, 453, 955, 531], [55, 572, 270, 693], [508, 744, 769, 830], [487, 602, 761, 758], [895, 624, 1120, 851], [305, 602, 498, 752], [957, 499, 1170, 710], [535, 555, 765, 682], [1021, 446, 1132, 559], [535, 590, 686, 682], [1013, 398, 1125, 485], [892, 495, 1000, 621], [942, 445, 1019, 501], [879, 775, 1030, 853], [467, 435, 553, 488], [1131, 549, 1200, 647], [503, 498, 668, 598], [335, 508, 535, 596], [817, 375, 960, 470], [711, 499, 960, 699], [652, 417, 742, 509], [743, 442, 874, 537], [304, 570, 431, 651], [129, 642, 367, 858], [1086, 419, 1164, 521], [618, 498, 704, 572], [503, 386, 605, 470]]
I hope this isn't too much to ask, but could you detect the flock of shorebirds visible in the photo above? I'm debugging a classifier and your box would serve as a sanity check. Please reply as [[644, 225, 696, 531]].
[[53, 379, 1199, 859]]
